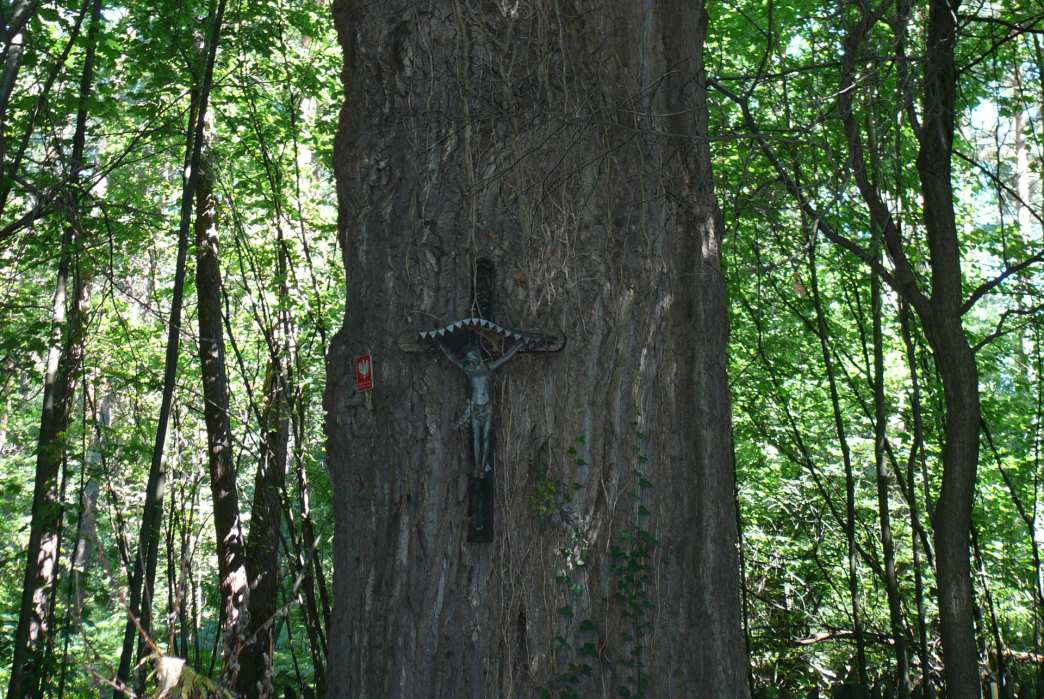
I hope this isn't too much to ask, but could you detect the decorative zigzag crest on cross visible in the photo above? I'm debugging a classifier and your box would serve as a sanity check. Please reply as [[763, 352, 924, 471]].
[[415, 317, 564, 352]]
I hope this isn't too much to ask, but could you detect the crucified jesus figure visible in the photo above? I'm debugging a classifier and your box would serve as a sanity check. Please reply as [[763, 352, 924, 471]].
[[438, 339, 527, 477]]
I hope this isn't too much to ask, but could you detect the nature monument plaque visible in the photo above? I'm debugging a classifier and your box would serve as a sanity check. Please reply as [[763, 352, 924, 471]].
[[400, 258, 564, 542]]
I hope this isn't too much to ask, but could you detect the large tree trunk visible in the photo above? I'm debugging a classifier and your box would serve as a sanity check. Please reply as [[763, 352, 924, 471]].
[[325, 2, 749, 697]]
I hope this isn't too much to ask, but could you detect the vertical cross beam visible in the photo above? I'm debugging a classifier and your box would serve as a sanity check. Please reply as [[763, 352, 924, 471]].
[[469, 258, 496, 542]]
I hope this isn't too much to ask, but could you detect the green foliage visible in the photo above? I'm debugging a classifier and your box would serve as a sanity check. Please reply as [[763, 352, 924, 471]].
[[711, 0, 1044, 693], [0, 0, 338, 693], [148, 653, 234, 698], [528, 474, 568, 519], [539, 438, 659, 698], [610, 441, 655, 699], [540, 436, 599, 699]]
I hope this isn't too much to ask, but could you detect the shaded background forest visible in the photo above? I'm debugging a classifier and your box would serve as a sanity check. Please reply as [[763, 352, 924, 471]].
[[0, 0, 1042, 696]]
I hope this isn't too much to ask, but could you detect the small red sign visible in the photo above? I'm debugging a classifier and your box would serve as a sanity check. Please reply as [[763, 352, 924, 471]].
[[354, 353, 374, 392]]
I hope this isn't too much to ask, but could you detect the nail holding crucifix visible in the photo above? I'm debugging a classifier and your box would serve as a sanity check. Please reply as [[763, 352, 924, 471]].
[[401, 258, 565, 542]]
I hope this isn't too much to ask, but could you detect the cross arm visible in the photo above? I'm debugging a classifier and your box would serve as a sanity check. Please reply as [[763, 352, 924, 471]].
[[487, 337, 529, 370]]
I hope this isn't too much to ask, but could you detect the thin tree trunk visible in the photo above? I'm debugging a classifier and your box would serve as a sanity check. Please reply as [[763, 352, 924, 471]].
[[55, 387, 107, 699], [1033, 324, 1044, 699], [237, 360, 288, 699], [165, 471, 178, 650], [290, 392, 331, 645], [278, 381, 328, 691], [39, 445, 72, 690], [838, 2, 980, 692], [872, 231, 910, 697], [7, 226, 87, 699], [0, 0, 91, 223], [234, 72, 314, 692], [971, 525, 1005, 694], [917, 3, 981, 695], [983, 416, 1043, 694], [728, 0, 981, 691], [114, 107, 194, 697], [7, 0, 99, 690], [0, 0, 37, 109], [807, 233, 868, 687], [0, 0, 38, 172], [114, 1, 227, 692], [281, 481, 326, 693], [189, 485, 203, 671], [56, 476, 87, 699], [1011, 68, 1044, 698], [175, 469, 196, 663], [1014, 109, 1032, 238], [164, 410, 189, 659], [279, 578, 306, 691], [76, 390, 108, 612], [193, 124, 250, 686], [232, 73, 313, 689], [900, 301, 934, 697]]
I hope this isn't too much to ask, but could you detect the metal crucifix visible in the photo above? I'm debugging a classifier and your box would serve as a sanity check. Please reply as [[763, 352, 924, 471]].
[[400, 259, 564, 542]]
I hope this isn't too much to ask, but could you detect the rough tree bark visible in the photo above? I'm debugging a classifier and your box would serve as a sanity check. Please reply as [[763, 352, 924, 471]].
[[325, 1, 749, 696]]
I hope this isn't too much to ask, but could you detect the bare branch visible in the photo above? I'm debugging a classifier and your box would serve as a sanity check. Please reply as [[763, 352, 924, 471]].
[[838, 0, 930, 314], [971, 302, 1044, 352], [709, 76, 927, 315], [954, 149, 1044, 314]]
